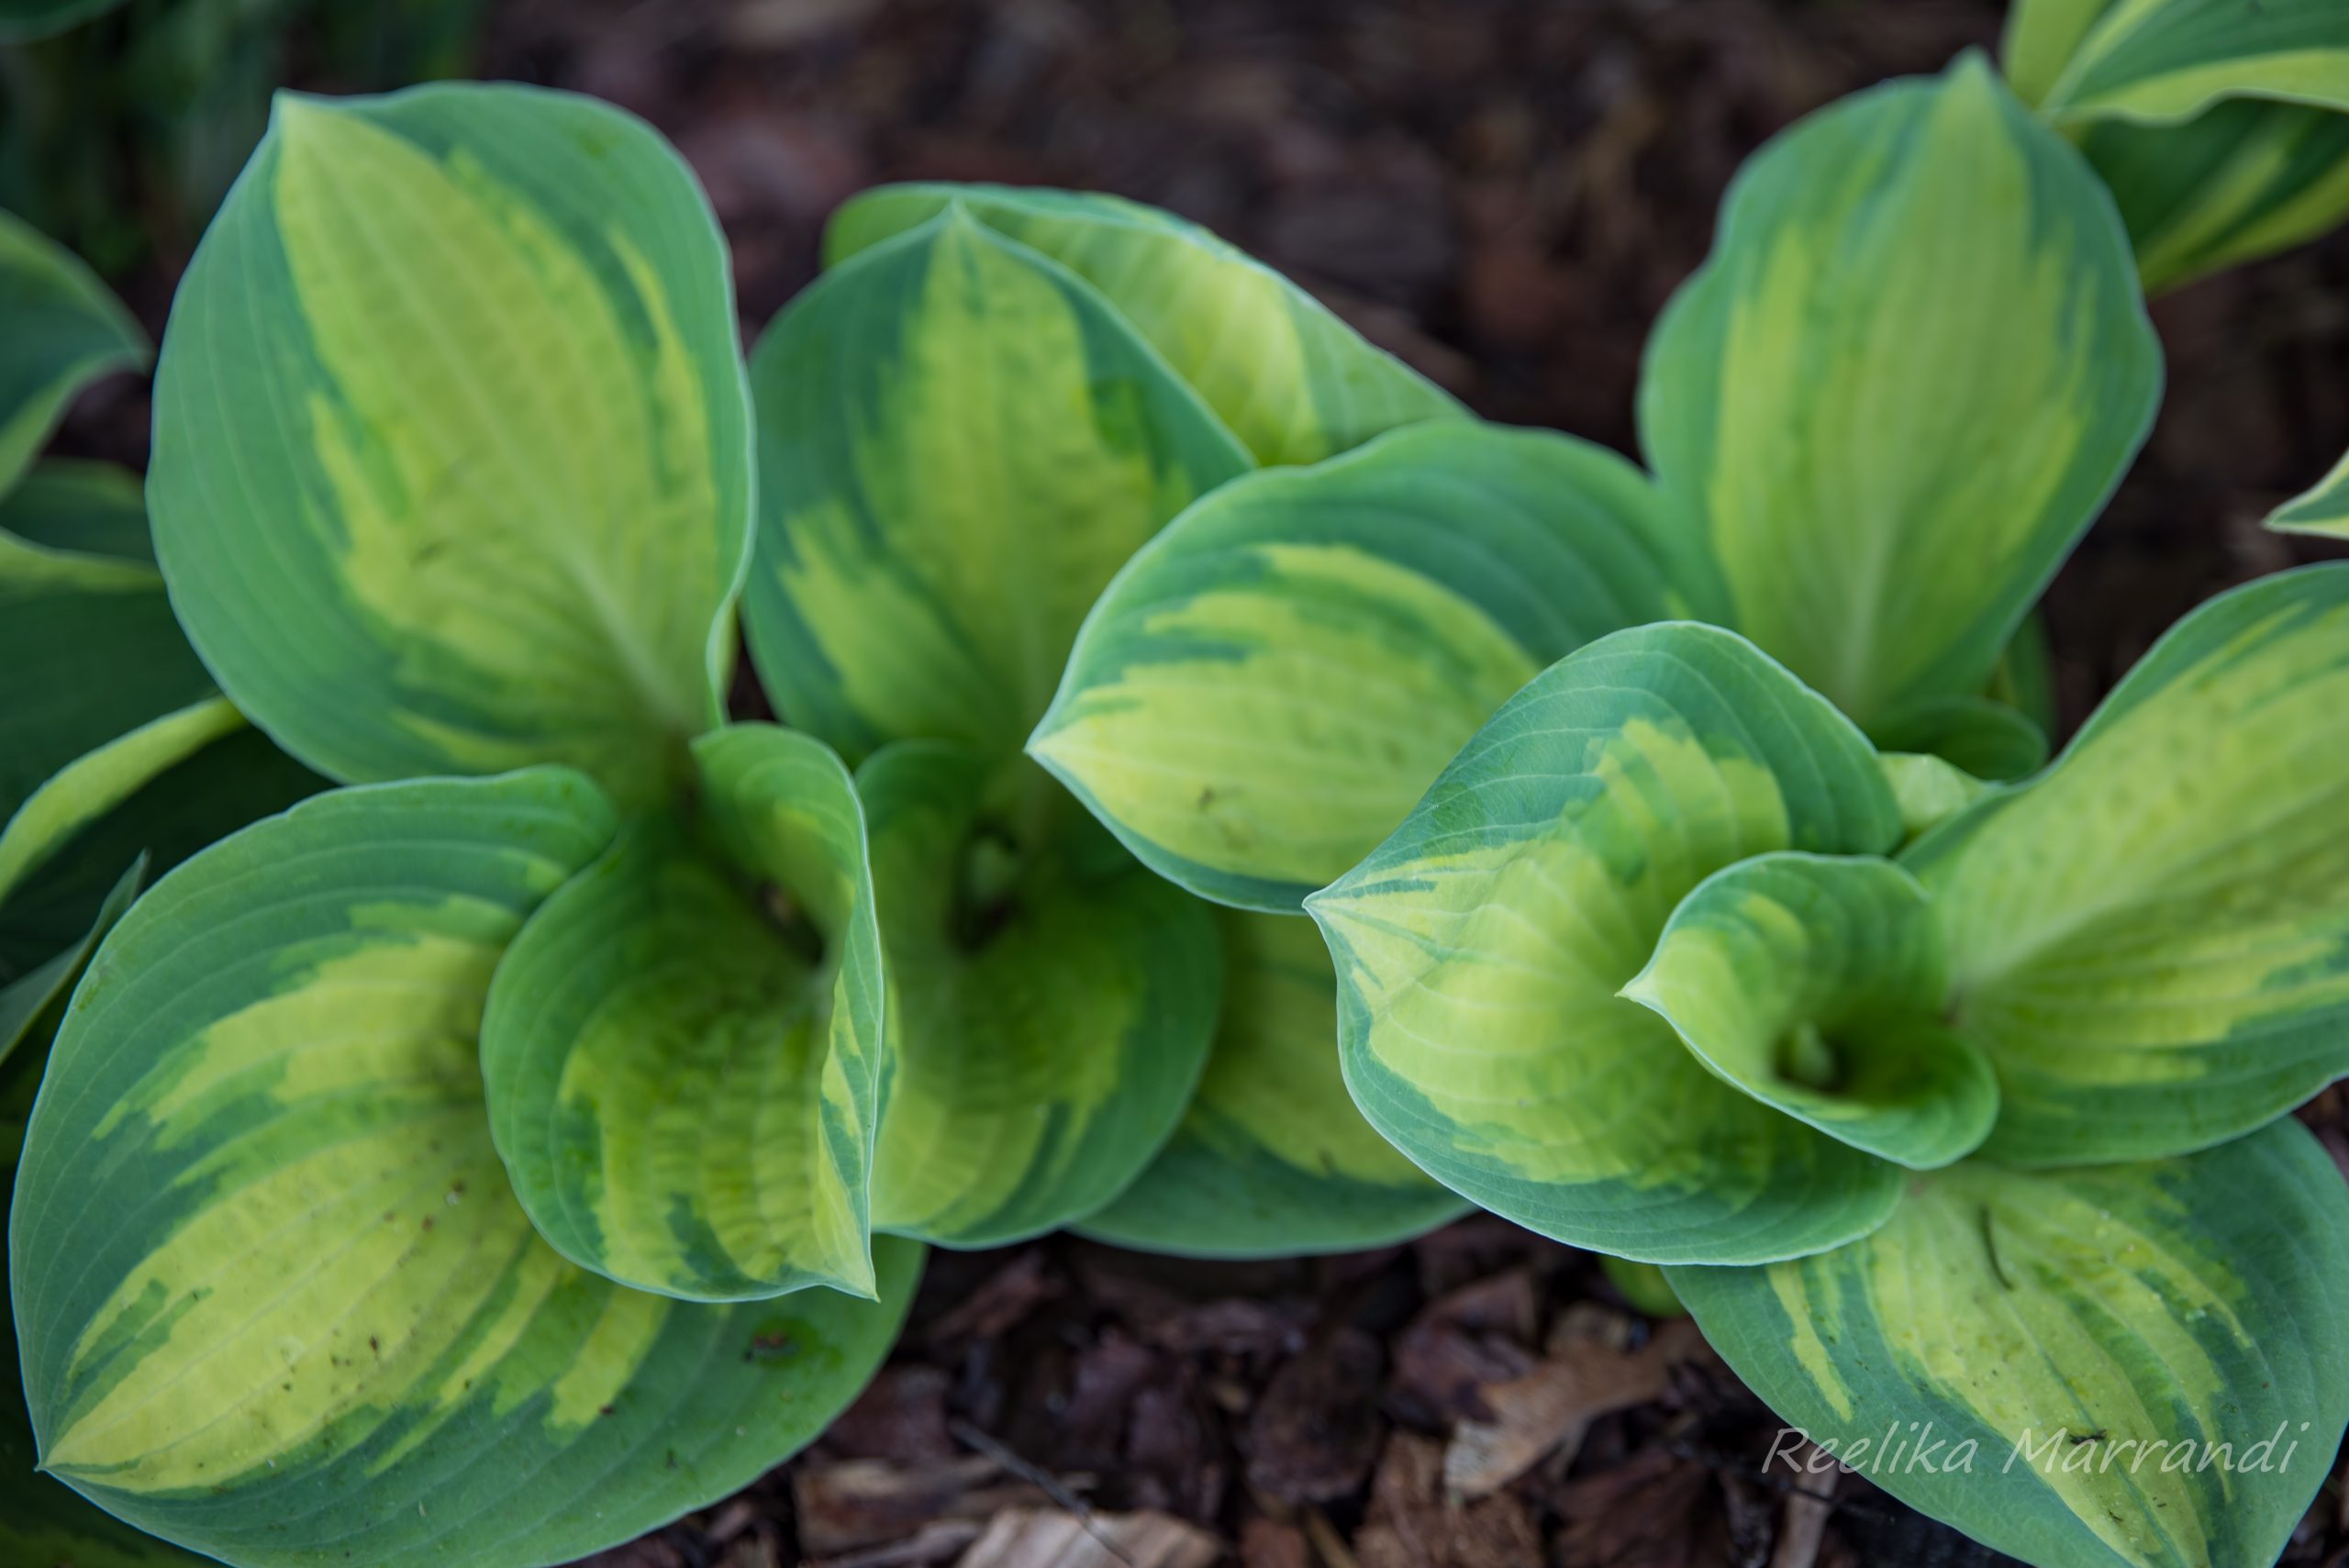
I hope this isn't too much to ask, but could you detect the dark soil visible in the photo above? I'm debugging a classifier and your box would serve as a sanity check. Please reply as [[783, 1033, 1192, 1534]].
[[36, 2, 2349, 1564]]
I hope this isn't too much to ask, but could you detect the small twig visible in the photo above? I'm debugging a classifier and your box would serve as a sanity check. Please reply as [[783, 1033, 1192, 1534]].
[[946, 1418, 1135, 1568]]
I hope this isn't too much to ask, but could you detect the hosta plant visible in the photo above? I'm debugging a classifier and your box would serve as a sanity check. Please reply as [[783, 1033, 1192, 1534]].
[[1999, 0, 2349, 531], [740, 177, 1476, 1254], [6, 88, 924, 1567], [1040, 55, 2156, 913], [1046, 53, 2349, 1568], [1, 73, 1506, 1566]]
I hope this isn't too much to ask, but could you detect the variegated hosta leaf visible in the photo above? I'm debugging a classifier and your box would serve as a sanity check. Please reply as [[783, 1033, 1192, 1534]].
[[0, 870, 180, 1566], [149, 85, 753, 805], [2269, 443, 2349, 536], [1308, 622, 1908, 1264], [1668, 1120, 2349, 1568], [482, 725, 885, 1302], [742, 204, 1252, 767], [0, 530, 214, 829], [0, 695, 241, 906], [0, 725, 325, 984], [2030, 0, 2349, 125], [9, 772, 921, 1568], [1621, 852, 1997, 1171], [1867, 695, 2049, 783], [824, 183, 1462, 468], [0, 855, 139, 1070], [1033, 421, 1676, 912], [2085, 98, 2349, 294], [1639, 55, 2159, 729], [859, 742, 1221, 1248], [1908, 563, 2349, 1163], [2003, 0, 2122, 106], [6, 1158, 206, 1568], [1878, 751, 1994, 844], [0, 457, 154, 562], [1078, 909, 1468, 1259], [0, 207, 146, 495]]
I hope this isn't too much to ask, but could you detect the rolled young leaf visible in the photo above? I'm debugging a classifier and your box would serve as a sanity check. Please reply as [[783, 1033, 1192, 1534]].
[[1033, 421, 1677, 912], [1078, 909, 1468, 1259], [1639, 54, 2160, 729], [742, 204, 1253, 767], [1621, 851, 1997, 1171], [9, 772, 920, 1568], [824, 183, 1462, 468], [1909, 563, 2349, 1164], [1667, 1119, 2349, 1568], [859, 741, 1221, 1248], [1308, 622, 1909, 1265], [481, 725, 885, 1303], [149, 84, 753, 804], [0, 207, 146, 496], [2032, 0, 2349, 125]]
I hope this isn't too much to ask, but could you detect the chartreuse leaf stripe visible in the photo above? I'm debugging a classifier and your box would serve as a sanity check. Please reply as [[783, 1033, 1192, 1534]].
[[1640, 55, 2160, 729], [149, 84, 752, 805], [1033, 421, 1676, 913], [1622, 852, 1997, 1171], [860, 742, 1220, 1248], [0, 530, 214, 831], [482, 726, 885, 1303], [825, 183, 1463, 468], [1907, 563, 2349, 1165], [1668, 1120, 2349, 1568], [8, 773, 920, 1568], [2036, 0, 2349, 124], [0, 696, 241, 906], [1079, 910, 1467, 1259], [2085, 99, 2349, 295], [1308, 622, 1908, 1265], [0, 207, 147, 497], [742, 206, 1253, 767]]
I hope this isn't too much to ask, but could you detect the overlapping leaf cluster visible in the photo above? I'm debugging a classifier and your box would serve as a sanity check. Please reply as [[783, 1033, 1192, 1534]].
[[1037, 42, 2349, 1568], [6, 7, 2349, 1568]]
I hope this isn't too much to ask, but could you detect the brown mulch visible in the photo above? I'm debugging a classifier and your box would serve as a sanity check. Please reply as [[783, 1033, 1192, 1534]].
[[39, 2, 2349, 1564]]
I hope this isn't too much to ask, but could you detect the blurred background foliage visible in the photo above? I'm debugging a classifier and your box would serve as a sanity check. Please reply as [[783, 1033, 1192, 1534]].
[[0, 0, 480, 273]]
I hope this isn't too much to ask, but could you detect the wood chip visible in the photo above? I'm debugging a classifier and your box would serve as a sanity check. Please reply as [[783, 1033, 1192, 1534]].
[[1444, 1319, 1708, 1497], [951, 1508, 1220, 1568]]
